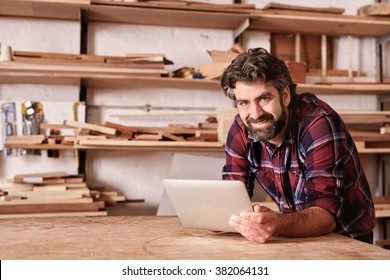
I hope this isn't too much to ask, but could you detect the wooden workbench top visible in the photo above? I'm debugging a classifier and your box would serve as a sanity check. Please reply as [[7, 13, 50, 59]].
[[1, 216, 389, 260]]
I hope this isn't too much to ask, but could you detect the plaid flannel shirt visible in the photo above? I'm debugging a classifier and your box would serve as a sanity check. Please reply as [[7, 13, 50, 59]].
[[223, 93, 375, 239]]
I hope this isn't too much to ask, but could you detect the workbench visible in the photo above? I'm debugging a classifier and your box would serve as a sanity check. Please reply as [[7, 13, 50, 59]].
[[1, 216, 390, 260]]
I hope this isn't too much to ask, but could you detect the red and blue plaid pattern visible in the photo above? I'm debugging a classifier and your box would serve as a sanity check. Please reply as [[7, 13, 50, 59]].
[[223, 93, 375, 239]]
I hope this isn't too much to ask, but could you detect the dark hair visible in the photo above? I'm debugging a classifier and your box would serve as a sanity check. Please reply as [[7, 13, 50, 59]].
[[220, 47, 297, 109]]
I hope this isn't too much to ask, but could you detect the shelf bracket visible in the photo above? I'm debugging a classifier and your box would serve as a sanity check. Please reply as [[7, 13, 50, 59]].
[[378, 33, 390, 83], [233, 18, 250, 39], [77, 78, 88, 175], [79, 8, 88, 54]]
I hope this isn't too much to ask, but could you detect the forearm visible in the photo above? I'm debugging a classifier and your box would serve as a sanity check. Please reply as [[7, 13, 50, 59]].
[[274, 206, 336, 237]]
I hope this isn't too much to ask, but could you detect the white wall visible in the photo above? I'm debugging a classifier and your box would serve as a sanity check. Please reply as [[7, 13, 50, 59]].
[[0, 0, 387, 217]]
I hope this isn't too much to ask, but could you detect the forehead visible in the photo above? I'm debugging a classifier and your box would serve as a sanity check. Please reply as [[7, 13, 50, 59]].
[[233, 81, 277, 99]]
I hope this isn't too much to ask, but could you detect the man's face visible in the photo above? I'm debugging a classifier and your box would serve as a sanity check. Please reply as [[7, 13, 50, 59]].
[[233, 81, 290, 144]]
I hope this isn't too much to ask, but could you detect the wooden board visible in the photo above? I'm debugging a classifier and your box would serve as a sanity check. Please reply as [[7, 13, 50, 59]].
[[14, 171, 70, 183], [263, 2, 345, 14], [0, 216, 389, 260], [64, 120, 118, 136], [0, 201, 105, 214], [358, 3, 390, 17]]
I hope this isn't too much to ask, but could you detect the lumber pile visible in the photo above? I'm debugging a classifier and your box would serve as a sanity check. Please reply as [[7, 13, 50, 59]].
[[339, 111, 390, 151], [5, 110, 390, 152], [0, 171, 130, 218], [5, 117, 220, 149], [2, 50, 172, 78]]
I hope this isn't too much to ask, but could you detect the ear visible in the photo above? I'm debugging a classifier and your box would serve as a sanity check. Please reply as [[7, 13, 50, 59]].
[[282, 86, 291, 107]]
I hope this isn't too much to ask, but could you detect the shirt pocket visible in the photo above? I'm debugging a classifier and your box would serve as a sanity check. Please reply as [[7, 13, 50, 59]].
[[287, 163, 305, 202]]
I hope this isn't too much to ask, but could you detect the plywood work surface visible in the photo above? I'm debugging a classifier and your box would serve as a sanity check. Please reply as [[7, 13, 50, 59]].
[[1, 216, 389, 260]]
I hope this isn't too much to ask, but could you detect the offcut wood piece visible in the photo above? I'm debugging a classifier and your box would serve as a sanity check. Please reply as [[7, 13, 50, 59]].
[[207, 49, 240, 63], [171, 67, 195, 79], [14, 171, 70, 183], [103, 121, 136, 138], [133, 133, 163, 141], [0, 183, 34, 192], [358, 3, 390, 17], [32, 185, 67, 191], [263, 2, 345, 14], [373, 196, 390, 204], [195, 130, 218, 142], [198, 63, 229, 80], [285, 60, 306, 83], [40, 123, 72, 130], [6, 134, 45, 145], [161, 133, 185, 141], [380, 126, 390, 135], [308, 69, 361, 77], [65, 120, 119, 136], [96, 191, 126, 206], [217, 107, 237, 144]]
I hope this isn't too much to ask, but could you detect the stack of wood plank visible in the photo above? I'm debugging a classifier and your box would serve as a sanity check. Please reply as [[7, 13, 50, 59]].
[[4, 117, 221, 149], [3, 50, 172, 78], [0, 171, 129, 218], [339, 111, 390, 150]]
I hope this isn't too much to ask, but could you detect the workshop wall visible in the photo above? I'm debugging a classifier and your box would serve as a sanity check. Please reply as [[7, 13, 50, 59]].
[[0, 0, 387, 216]]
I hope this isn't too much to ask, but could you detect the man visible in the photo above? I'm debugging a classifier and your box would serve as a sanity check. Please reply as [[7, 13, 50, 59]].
[[220, 47, 375, 244]]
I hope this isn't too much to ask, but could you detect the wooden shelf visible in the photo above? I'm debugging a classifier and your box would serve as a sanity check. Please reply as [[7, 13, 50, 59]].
[[1, 1, 389, 37], [1, 69, 390, 96], [5, 141, 390, 154], [297, 83, 390, 96], [249, 10, 390, 37], [4, 141, 225, 152], [0, 1, 248, 30]]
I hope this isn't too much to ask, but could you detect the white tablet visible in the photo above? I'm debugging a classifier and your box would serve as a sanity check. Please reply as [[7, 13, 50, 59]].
[[162, 179, 253, 232]]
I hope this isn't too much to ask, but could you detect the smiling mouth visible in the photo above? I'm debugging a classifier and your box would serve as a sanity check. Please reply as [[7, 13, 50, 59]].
[[250, 120, 269, 127], [248, 115, 273, 125]]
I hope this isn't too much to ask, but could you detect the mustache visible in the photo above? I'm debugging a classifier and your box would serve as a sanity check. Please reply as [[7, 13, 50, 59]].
[[247, 113, 274, 124]]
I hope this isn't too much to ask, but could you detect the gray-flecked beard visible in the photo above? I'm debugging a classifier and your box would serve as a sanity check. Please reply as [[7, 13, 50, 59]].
[[247, 108, 287, 143]]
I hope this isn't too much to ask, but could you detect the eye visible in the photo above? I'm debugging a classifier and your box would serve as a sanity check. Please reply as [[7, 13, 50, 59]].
[[236, 100, 247, 107], [259, 96, 271, 104]]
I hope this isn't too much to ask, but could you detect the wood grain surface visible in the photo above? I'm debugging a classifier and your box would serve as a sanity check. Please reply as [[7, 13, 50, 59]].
[[1, 216, 389, 260]]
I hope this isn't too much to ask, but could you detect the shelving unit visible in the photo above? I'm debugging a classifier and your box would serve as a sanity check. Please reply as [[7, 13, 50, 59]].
[[1, 1, 390, 153]]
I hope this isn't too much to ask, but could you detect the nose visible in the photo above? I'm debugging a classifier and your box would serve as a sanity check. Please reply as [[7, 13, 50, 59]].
[[249, 102, 264, 120]]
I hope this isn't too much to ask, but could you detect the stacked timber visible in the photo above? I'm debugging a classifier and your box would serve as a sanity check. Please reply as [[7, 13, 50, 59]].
[[2, 50, 172, 78], [339, 111, 390, 151], [0, 171, 130, 218], [5, 117, 220, 148]]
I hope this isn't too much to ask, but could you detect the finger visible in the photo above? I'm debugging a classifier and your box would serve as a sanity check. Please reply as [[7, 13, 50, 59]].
[[230, 218, 270, 243], [253, 203, 261, 212], [230, 214, 259, 230]]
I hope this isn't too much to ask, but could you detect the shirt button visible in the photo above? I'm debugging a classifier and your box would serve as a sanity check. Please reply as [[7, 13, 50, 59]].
[[277, 177, 281, 181]]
